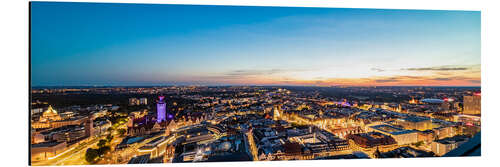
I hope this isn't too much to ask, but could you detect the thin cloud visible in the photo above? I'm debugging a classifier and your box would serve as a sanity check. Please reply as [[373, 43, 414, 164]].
[[200, 69, 295, 81], [431, 78, 453, 81], [375, 79, 399, 83], [467, 80, 481, 84], [370, 68, 385, 72], [402, 66, 469, 71]]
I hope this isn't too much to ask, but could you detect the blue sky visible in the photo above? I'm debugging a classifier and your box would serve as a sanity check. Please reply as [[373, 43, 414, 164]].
[[30, 2, 480, 86]]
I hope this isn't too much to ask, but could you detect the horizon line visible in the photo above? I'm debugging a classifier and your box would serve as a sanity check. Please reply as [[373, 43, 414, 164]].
[[31, 84, 482, 88]]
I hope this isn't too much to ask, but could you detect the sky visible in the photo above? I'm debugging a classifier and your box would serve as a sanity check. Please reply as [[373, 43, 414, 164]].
[[30, 2, 481, 87]]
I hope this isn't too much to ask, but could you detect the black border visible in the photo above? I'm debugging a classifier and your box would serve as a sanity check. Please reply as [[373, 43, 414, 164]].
[[28, 1, 32, 165]]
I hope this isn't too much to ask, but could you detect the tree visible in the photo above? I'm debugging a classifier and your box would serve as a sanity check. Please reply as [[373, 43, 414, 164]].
[[97, 139, 107, 148], [98, 146, 111, 155], [106, 134, 113, 143], [414, 141, 424, 147], [117, 128, 127, 137], [85, 148, 99, 164]]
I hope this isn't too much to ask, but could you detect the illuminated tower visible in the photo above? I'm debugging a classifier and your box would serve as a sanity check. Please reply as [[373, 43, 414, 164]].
[[157, 96, 167, 123]]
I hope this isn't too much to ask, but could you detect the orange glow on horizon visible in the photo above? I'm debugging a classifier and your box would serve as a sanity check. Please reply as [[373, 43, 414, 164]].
[[206, 75, 481, 87]]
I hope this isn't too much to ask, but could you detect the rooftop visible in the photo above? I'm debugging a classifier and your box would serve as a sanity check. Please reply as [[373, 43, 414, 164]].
[[31, 141, 64, 148], [436, 135, 469, 145], [370, 124, 417, 135]]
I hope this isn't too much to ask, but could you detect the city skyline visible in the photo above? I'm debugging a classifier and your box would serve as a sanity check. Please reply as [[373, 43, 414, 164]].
[[31, 2, 480, 87]]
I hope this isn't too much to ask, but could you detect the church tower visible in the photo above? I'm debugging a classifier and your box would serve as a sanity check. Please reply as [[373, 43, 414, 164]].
[[157, 96, 167, 123]]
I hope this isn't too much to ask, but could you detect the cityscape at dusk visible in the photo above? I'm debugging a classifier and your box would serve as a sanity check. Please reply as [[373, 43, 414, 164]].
[[30, 2, 481, 166]]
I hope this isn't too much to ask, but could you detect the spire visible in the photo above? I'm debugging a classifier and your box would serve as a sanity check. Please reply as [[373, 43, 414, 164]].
[[44, 105, 58, 114]]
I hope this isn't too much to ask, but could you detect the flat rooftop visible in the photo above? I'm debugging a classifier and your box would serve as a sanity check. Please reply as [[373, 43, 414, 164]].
[[436, 135, 469, 145], [401, 116, 430, 122], [370, 124, 417, 135]]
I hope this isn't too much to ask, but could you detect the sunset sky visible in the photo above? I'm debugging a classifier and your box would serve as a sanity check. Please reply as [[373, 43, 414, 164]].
[[31, 2, 480, 86]]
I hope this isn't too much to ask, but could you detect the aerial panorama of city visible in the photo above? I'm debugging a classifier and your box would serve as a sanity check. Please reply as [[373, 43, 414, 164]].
[[30, 2, 480, 166], [30, 86, 481, 165]]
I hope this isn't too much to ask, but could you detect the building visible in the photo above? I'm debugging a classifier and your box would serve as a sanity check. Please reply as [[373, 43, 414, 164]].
[[51, 125, 87, 143], [395, 117, 433, 131], [137, 136, 173, 159], [85, 117, 94, 137], [347, 132, 397, 148], [368, 124, 419, 145], [128, 154, 151, 164], [273, 105, 282, 121], [39, 105, 62, 122], [37, 125, 87, 144], [434, 126, 457, 140], [463, 94, 481, 115], [32, 105, 88, 129], [130, 97, 147, 106], [91, 109, 108, 119], [129, 98, 140, 106], [92, 118, 112, 136], [454, 114, 481, 126], [128, 116, 160, 136], [32, 132, 46, 144], [287, 130, 350, 155], [140, 98, 148, 105], [31, 108, 44, 115], [378, 146, 434, 158], [431, 135, 469, 156], [164, 145, 176, 162], [443, 132, 481, 157], [31, 141, 67, 161], [417, 130, 435, 144], [458, 124, 481, 137], [441, 101, 452, 111], [157, 96, 167, 123]]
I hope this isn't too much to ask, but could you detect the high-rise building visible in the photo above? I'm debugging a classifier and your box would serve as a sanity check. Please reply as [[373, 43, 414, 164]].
[[140, 98, 148, 105], [85, 117, 94, 137], [157, 96, 166, 123], [463, 93, 481, 115], [129, 98, 140, 106]]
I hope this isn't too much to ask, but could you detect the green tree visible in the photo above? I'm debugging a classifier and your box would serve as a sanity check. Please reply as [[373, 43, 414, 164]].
[[106, 134, 113, 143], [85, 148, 99, 164], [414, 141, 424, 147], [98, 146, 111, 155], [117, 128, 127, 137], [97, 139, 107, 148]]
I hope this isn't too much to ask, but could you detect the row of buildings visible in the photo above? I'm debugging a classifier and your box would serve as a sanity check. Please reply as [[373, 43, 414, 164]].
[[30, 106, 112, 161]]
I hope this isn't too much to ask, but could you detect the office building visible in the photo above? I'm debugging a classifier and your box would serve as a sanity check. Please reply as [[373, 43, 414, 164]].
[[140, 98, 148, 105], [463, 94, 481, 115]]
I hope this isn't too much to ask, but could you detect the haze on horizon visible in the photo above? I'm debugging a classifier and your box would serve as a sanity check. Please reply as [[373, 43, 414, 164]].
[[30, 2, 481, 87]]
